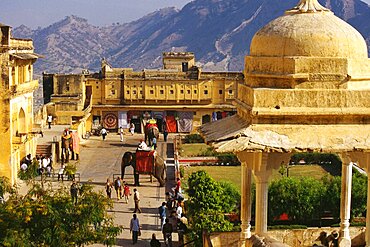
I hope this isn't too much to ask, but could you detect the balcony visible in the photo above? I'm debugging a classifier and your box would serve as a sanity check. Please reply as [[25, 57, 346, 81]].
[[10, 80, 39, 96]]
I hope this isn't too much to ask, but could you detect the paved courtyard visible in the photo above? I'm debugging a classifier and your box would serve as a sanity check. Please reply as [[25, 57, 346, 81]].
[[41, 126, 179, 247]]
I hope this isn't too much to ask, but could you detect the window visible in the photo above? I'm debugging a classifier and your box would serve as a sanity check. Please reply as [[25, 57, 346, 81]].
[[66, 82, 70, 91], [140, 90, 143, 94], [96, 86, 99, 89], [187, 90, 191, 94], [133, 90, 137, 95], [111, 85, 115, 89], [219, 90, 223, 94], [150, 90, 154, 94], [180, 90, 184, 94], [111, 90, 116, 95], [194, 90, 197, 94], [160, 90, 164, 94], [170, 90, 174, 94], [127, 90, 130, 94], [228, 89, 233, 95], [204, 90, 208, 95]]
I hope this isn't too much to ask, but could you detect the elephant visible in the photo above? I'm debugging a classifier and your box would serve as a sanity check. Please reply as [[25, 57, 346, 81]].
[[144, 121, 160, 146], [121, 151, 166, 187], [121, 151, 139, 186]]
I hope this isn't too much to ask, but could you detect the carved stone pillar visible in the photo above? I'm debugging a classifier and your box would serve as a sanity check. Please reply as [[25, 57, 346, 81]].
[[254, 169, 270, 235], [239, 162, 252, 246], [339, 161, 352, 246]]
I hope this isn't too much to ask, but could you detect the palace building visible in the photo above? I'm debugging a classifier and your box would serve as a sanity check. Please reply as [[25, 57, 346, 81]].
[[43, 52, 243, 134], [0, 24, 40, 184]]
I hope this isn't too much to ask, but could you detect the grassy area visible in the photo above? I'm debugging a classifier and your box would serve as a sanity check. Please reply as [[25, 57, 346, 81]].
[[178, 143, 213, 157], [183, 164, 333, 192]]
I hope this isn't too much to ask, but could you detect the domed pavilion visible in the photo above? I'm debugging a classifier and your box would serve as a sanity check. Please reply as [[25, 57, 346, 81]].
[[200, 0, 370, 245]]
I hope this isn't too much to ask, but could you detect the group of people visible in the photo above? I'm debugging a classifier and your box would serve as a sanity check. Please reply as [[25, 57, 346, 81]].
[[106, 177, 131, 203], [20, 153, 54, 177]]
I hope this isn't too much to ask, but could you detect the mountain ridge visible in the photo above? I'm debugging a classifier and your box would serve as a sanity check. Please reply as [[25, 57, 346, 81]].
[[12, 0, 370, 75]]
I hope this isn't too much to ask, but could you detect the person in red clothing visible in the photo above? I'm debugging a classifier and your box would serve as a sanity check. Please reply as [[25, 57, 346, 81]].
[[123, 182, 131, 203], [174, 178, 181, 195]]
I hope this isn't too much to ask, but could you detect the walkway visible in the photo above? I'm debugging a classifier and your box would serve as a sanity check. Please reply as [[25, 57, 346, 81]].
[[39, 126, 179, 246]]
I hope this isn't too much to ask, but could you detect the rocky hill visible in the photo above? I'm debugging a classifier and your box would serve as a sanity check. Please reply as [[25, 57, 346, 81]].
[[13, 0, 370, 75]]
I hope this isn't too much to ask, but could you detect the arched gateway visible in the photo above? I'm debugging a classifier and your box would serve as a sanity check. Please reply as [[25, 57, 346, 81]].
[[200, 0, 370, 246]]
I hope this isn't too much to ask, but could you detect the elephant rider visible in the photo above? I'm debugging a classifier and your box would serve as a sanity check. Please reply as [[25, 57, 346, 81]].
[[138, 139, 151, 151]]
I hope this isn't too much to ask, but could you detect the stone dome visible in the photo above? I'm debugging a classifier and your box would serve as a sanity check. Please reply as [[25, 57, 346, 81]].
[[250, 0, 368, 59]]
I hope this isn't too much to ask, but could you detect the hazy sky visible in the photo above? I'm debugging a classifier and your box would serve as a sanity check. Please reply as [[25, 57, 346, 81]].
[[1, 0, 370, 29], [0, 0, 193, 29]]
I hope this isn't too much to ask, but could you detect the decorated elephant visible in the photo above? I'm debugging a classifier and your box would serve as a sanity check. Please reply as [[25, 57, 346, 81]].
[[121, 150, 166, 187], [121, 151, 139, 186], [144, 119, 160, 146]]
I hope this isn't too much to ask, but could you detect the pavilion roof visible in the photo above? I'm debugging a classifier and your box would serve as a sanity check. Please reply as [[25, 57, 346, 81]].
[[199, 115, 370, 153]]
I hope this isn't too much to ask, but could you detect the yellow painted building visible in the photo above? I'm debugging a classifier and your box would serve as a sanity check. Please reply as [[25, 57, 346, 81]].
[[44, 52, 243, 133], [0, 24, 40, 184]]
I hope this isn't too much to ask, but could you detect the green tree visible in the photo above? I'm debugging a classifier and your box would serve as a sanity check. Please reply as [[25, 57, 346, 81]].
[[0, 182, 122, 246], [351, 170, 367, 217], [269, 177, 324, 224], [320, 175, 341, 218], [0, 176, 14, 198], [187, 170, 239, 246]]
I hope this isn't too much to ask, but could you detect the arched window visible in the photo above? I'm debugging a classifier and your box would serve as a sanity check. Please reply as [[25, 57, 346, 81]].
[[18, 108, 26, 134], [28, 65, 32, 81], [11, 67, 16, 85]]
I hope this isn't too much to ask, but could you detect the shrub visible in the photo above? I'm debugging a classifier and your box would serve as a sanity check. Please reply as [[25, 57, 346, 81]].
[[290, 153, 341, 166], [18, 159, 39, 180], [216, 153, 240, 165], [183, 134, 204, 144], [201, 147, 216, 156]]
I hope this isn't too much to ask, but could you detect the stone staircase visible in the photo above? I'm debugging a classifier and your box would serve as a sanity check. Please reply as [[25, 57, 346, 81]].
[[36, 144, 52, 157]]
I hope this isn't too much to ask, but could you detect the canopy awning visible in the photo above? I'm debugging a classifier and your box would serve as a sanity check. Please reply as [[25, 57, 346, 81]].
[[10, 52, 43, 60], [199, 115, 370, 153]]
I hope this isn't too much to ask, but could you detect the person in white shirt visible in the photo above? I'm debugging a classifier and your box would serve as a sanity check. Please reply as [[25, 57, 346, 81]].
[[100, 127, 108, 140], [20, 163, 28, 171], [138, 139, 149, 150], [47, 115, 53, 129], [119, 126, 124, 142], [130, 214, 141, 244], [176, 202, 183, 219]]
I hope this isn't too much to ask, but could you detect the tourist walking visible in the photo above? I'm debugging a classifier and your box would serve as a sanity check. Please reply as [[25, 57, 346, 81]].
[[150, 233, 161, 247], [129, 213, 141, 244], [58, 164, 65, 181], [158, 202, 167, 230], [114, 176, 122, 200], [70, 180, 78, 205], [130, 123, 135, 135], [105, 178, 113, 198], [123, 182, 131, 203], [47, 115, 53, 129], [162, 218, 173, 247], [119, 126, 124, 142], [100, 127, 107, 140], [133, 188, 142, 213]]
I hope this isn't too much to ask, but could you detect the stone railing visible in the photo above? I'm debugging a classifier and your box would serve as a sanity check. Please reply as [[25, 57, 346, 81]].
[[203, 227, 365, 247]]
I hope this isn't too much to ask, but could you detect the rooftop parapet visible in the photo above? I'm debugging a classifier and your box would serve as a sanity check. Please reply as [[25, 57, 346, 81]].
[[163, 52, 194, 58]]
